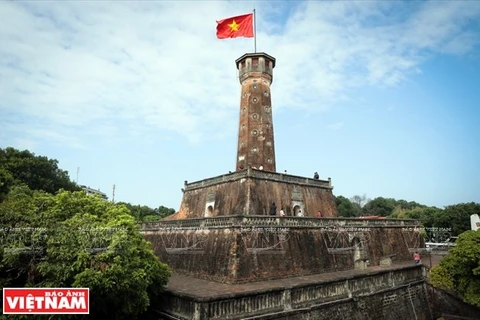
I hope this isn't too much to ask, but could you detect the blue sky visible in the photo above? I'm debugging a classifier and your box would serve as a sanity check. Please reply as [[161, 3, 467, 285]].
[[1, 1, 479, 211]]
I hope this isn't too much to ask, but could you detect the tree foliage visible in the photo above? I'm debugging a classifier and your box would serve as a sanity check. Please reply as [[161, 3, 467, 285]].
[[118, 202, 175, 222], [335, 194, 479, 237], [430, 230, 480, 308], [337, 194, 427, 218], [335, 196, 358, 217], [0, 147, 176, 223], [0, 187, 171, 319], [349, 194, 370, 209], [442, 203, 480, 236], [0, 147, 80, 200], [362, 197, 396, 217], [395, 203, 479, 238]]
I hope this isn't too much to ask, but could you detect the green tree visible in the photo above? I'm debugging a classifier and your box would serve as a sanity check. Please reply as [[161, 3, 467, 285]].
[[0, 147, 80, 197], [430, 230, 480, 308], [0, 167, 15, 201], [362, 197, 397, 217], [335, 195, 357, 217], [118, 202, 175, 222], [350, 194, 370, 208], [392, 199, 426, 214], [442, 203, 480, 236], [394, 206, 446, 241], [157, 205, 175, 218], [0, 188, 171, 319], [397, 202, 480, 238]]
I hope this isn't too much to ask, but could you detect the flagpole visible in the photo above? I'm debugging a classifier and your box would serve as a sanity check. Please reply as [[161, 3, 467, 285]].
[[253, 8, 257, 53]]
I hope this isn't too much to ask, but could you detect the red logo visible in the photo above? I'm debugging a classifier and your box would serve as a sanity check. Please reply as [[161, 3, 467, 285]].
[[3, 288, 89, 314]]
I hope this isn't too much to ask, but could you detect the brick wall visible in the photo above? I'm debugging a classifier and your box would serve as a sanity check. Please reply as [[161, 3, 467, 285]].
[[153, 266, 430, 320], [143, 219, 423, 284]]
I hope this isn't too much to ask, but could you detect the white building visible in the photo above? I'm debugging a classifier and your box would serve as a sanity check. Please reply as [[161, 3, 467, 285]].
[[80, 185, 108, 200]]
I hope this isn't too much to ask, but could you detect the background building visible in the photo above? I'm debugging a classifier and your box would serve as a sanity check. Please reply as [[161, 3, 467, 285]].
[[80, 185, 108, 200]]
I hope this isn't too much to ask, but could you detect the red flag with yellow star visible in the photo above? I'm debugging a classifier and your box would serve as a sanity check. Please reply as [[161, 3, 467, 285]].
[[216, 13, 254, 39]]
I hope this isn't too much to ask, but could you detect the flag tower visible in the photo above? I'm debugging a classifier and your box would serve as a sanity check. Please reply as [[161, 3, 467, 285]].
[[138, 13, 426, 320], [235, 52, 276, 172]]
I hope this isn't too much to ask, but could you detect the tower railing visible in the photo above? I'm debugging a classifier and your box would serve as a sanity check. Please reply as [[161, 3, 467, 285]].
[[139, 215, 421, 231], [238, 65, 273, 80]]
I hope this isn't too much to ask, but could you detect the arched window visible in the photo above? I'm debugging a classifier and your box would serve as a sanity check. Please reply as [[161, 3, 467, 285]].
[[293, 205, 301, 216], [205, 205, 214, 217]]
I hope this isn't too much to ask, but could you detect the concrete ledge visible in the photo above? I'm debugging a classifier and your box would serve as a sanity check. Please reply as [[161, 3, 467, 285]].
[[155, 264, 428, 320], [163, 264, 425, 301], [140, 215, 421, 231], [183, 169, 332, 192]]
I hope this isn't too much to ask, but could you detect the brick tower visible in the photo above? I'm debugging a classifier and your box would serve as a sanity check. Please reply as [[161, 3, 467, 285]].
[[174, 52, 336, 220], [141, 51, 426, 320], [235, 53, 276, 172]]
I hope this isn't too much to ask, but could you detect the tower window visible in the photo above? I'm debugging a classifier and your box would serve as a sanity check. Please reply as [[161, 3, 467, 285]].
[[251, 130, 258, 137], [267, 158, 273, 163], [251, 113, 259, 120], [252, 97, 258, 104], [252, 147, 258, 153], [265, 106, 271, 113]]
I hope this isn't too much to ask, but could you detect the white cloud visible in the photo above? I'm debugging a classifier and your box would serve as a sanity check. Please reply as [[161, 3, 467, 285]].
[[327, 122, 344, 130], [0, 1, 479, 146]]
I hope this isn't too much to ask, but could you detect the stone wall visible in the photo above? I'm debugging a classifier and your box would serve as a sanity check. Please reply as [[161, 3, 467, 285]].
[[177, 168, 336, 219], [153, 266, 430, 320], [142, 216, 423, 284], [425, 282, 480, 319]]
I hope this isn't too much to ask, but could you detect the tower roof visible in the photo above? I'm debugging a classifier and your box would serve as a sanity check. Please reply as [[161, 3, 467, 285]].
[[235, 52, 276, 68]]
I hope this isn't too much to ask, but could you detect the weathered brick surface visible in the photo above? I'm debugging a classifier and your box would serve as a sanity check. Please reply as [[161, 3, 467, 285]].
[[144, 222, 424, 284], [426, 282, 480, 319], [235, 53, 276, 172], [153, 266, 431, 320], [177, 169, 336, 219]]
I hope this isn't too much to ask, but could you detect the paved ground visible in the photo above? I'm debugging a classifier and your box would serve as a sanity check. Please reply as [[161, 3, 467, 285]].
[[165, 257, 442, 300], [424, 252, 448, 268]]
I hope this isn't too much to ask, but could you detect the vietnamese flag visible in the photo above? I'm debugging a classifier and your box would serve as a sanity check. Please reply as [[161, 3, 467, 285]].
[[216, 13, 254, 39]]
